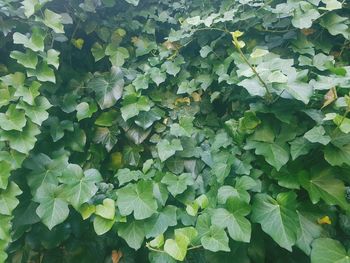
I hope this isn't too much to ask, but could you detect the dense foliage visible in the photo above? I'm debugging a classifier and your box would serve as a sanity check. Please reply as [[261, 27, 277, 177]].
[[1, 0, 350, 262]]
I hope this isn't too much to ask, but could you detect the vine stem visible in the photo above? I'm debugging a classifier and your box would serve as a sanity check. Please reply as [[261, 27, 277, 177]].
[[232, 37, 273, 102]]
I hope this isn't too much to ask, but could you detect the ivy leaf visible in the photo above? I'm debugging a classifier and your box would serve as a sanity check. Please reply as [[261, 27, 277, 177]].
[[149, 67, 166, 86], [144, 205, 177, 238], [0, 182, 22, 216], [134, 108, 163, 129], [0, 121, 40, 154], [0, 161, 11, 189], [296, 211, 323, 255], [25, 153, 68, 192], [161, 172, 194, 197], [93, 216, 115, 235], [109, 47, 129, 67], [0, 105, 26, 131], [10, 49, 38, 69], [299, 168, 349, 210], [27, 62, 56, 83], [95, 198, 116, 220], [59, 164, 102, 209], [117, 180, 158, 219], [114, 168, 143, 186], [304, 126, 331, 145], [121, 95, 154, 121], [324, 144, 350, 166], [212, 197, 251, 243], [14, 81, 40, 105], [245, 141, 289, 171], [13, 28, 45, 52], [311, 238, 350, 263], [201, 225, 230, 252], [42, 9, 64, 33], [46, 49, 60, 69], [133, 74, 150, 91], [164, 227, 198, 261], [22, 0, 39, 17], [292, 2, 320, 29], [118, 220, 145, 250], [17, 96, 52, 126], [76, 102, 97, 121], [289, 137, 314, 160], [88, 67, 124, 110], [94, 126, 119, 151], [156, 139, 183, 162], [91, 42, 105, 62], [320, 13, 349, 39], [34, 184, 69, 230], [124, 0, 139, 6], [252, 192, 299, 251]]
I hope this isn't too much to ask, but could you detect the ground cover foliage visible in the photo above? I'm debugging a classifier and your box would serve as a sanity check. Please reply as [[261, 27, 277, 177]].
[[0, 0, 350, 262]]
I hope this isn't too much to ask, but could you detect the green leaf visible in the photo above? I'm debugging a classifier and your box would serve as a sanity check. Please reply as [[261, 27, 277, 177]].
[[292, 2, 320, 29], [0, 121, 40, 154], [34, 184, 69, 229], [0, 105, 26, 131], [26, 153, 68, 192], [201, 225, 230, 252], [27, 62, 56, 83], [311, 238, 350, 263], [164, 227, 198, 261], [296, 211, 323, 255], [88, 67, 124, 110], [324, 144, 350, 166], [134, 108, 163, 129], [251, 192, 299, 251], [14, 81, 40, 105], [10, 49, 38, 69], [144, 205, 177, 238], [13, 28, 45, 52], [121, 95, 154, 121], [22, 0, 39, 17], [161, 172, 194, 197], [124, 0, 139, 6], [157, 139, 183, 162], [93, 215, 115, 235], [133, 74, 150, 91], [149, 67, 166, 86], [117, 180, 158, 219], [289, 137, 314, 160], [46, 49, 60, 69], [95, 198, 115, 220], [245, 141, 289, 171], [76, 102, 97, 121], [0, 161, 11, 189], [0, 182, 22, 216], [304, 126, 331, 145], [42, 9, 64, 33], [109, 47, 129, 67], [59, 164, 102, 208], [212, 197, 251, 243], [93, 126, 119, 152], [320, 13, 349, 39], [118, 220, 145, 250], [17, 96, 52, 126], [299, 168, 349, 209], [114, 168, 143, 186], [95, 109, 118, 126], [91, 42, 105, 62]]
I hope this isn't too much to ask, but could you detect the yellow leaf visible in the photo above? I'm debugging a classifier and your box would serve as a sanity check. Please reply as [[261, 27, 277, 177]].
[[231, 30, 244, 38], [321, 87, 337, 109], [72, 38, 84, 49], [109, 152, 123, 170], [317, 216, 331, 225], [111, 250, 123, 263]]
